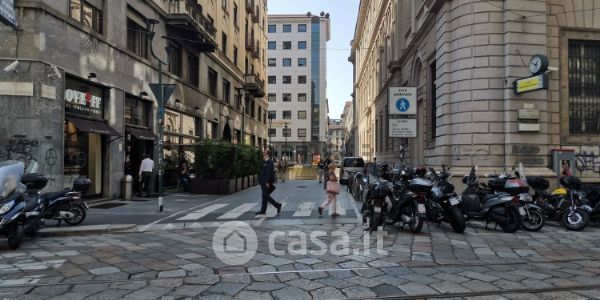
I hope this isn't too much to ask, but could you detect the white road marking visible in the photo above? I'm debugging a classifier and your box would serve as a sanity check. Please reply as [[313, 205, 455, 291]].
[[329, 199, 346, 216], [218, 203, 258, 219], [293, 201, 315, 217], [177, 204, 229, 221]]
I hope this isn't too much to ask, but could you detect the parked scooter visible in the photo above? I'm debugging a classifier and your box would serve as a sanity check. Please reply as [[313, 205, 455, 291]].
[[461, 166, 522, 233], [426, 166, 466, 233], [0, 161, 47, 249], [40, 178, 90, 226], [383, 166, 429, 233], [362, 178, 390, 232]]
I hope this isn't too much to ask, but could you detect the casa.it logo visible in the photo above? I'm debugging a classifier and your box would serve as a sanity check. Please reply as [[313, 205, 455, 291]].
[[212, 221, 258, 265]]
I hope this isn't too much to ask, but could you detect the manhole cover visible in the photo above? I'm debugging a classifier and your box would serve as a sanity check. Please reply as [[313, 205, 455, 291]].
[[297, 186, 307, 188], [91, 203, 128, 209], [217, 266, 246, 275]]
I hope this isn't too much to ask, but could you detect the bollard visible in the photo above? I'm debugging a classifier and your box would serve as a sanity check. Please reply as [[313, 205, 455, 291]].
[[158, 196, 163, 212], [122, 175, 132, 201]]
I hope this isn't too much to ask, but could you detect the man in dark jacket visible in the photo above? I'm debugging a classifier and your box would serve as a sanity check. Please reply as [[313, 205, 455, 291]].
[[256, 149, 282, 215]]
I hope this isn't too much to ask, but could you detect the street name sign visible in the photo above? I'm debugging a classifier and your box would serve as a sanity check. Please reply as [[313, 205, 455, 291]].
[[389, 87, 416, 115], [513, 73, 548, 94]]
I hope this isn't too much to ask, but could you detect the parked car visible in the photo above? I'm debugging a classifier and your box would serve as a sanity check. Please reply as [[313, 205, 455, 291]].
[[340, 157, 365, 184]]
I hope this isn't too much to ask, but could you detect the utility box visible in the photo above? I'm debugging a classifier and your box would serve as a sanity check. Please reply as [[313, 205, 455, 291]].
[[122, 175, 132, 201], [551, 148, 576, 178]]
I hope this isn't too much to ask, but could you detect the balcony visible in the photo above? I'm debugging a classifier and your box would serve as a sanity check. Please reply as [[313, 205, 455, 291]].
[[252, 7, 260, 23], [245, 0, 254, 13], [243, 74, 265, 97], [251, 49, 260, 59], [245, 38, 256, 52], [162, 0, 217, 50]]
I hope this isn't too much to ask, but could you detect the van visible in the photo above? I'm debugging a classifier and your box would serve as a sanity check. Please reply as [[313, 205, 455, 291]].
[[340, 157, 365, 184]]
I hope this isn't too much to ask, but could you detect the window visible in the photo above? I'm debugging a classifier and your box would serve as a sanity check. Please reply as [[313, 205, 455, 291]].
[[188, 54, 199, 86], [268, 93, 276, 102], [283, 58, 291, 67], [125, 96, 149, 126], [298, 128, 307, 137], [233, 46, 238, 65], [127, 18, 148, 59], [298, 41, 307, 49], [282, 24, 291, 32], [298, 58, 307, 66], [298, 76, 307, 84], [268, 110, 276, 119], [268, 58, 276, 66], [298, 24, 307, 32], [233, 3, 238, 27], [283, 127, 291, 137], [429, 61, 437, 139], [283, 111, 292, 119], [69, 0, 103, 34], [283, 76, 291, 84], [268, 76, 276, 84], [283, 93, 291, 102], [268, 41, 276, 50], [168, 43, 182, 77], [208, 68, 218, 97], [268, 24, 276, 33], [268, 128, 276, 137], [569, 39, 600, 134], [298, 111, 307, 119], [298, 93, 307, 102], [222, 79, 231, 103], [283, 41, 291, 49], [222, 32, 228, 54]]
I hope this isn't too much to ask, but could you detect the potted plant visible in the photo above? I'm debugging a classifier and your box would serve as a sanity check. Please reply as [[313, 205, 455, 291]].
[[191, 140, 219, 194]]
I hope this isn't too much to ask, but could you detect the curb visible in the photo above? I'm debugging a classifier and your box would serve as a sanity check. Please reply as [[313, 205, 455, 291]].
[[39, 224, 137, 237]]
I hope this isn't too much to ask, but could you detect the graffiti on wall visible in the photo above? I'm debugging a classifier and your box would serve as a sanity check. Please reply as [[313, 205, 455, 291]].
[[576, 151, 600, 174], [0, 135, 39, 168]]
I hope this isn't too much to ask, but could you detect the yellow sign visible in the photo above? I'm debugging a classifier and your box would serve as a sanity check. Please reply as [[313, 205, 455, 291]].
[[514, 74, 547, 94]]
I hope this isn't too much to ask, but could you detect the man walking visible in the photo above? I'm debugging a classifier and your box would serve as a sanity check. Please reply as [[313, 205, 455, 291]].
[[256, 149, 282, 215], [138, 154, 154, 197]]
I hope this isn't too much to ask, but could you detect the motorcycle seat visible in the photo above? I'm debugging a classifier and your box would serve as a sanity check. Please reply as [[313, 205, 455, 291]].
[[42, 190, 70, 201]]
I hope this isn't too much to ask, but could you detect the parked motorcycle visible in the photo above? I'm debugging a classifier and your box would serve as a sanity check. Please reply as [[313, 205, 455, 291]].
[[0, 161, 47, 249], [383, 167, 429, 233], [362, 178, 390, 232], [40, 178, 90, 226], [461, 166, 522, 233], [426, 166, 465, 233], [575, 185, 600, 224], [530, 175, 590, 231], [350, 171, 368, 202]]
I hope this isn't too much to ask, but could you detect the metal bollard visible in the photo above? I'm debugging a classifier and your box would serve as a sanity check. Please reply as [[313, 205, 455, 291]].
[[122, 175, 132, 201]]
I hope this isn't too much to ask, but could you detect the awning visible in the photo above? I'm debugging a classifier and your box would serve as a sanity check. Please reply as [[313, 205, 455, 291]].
[[126, 126, 157, 141], [67, 117, 122, 136]]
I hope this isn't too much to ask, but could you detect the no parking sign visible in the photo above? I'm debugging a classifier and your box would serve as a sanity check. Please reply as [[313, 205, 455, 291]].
[[389, 87, 416, 115]]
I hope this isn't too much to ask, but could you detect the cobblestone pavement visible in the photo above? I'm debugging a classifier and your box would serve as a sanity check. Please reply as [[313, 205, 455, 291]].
[[2, 218, 600, 299]]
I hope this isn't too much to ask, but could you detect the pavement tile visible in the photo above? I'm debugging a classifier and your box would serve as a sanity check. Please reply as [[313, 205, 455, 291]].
[[430, 281, 472, 294], [397, 282, 439, 295], [286, 278, 326, 291], [158, 269, 187, 278], [204, 282, 248, 296], [310, 286, 345, 299], [461, 280, 499, 292], [124, 286, 171, 299], [345, 276, 381, 288], [149, 278, 184, 288], [233, 290, 275, 300], [342, 285, 377, 298], [170, 284, 210, 296], [271, 286, 312, 300], [460, 271, 499, 282]]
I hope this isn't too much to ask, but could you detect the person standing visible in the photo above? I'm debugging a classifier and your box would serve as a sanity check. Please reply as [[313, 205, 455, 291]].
[[179, 160, 191, 192], [138, 154, 154, 197], [256, 150, 282, 215], [277, 159, 286, 182], [317, 159, 325, 183], [319, 163, 340, 217]]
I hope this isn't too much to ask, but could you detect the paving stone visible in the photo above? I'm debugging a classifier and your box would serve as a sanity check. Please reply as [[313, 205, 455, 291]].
[[460, 271, 499, 282], [511, 269, 552, 280], [345, 276, 381, 288], [310, 286, 345, 299], [171, 284, 210, 296], [158, 269, 187, 278], [462, 280, 500, 292], [342, 285, 377, 298], [204, 282, 247, 296], [433, 272, 471, 283], [397, 282, 439, 296], [88, 267, 120, 275], [430, 281, 472, 294], [48, 292, 89, 300], [271, 286, 312, 300], [71, 283, 110, 294], [109, 281, 147, 290], [28, 285, 71, 297], [286, 278, 326, 291], [245, 282, 286, 291], [184, 275, 220, 285], [234, 291, 275, 300], [149, 278, 184, 288]]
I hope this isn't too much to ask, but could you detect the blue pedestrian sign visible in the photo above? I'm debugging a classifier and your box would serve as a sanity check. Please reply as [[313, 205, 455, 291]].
[[389, 87, 416, 115], [396, 98, 410, 112]]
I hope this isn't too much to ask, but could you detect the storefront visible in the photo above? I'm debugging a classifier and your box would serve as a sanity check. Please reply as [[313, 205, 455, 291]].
[[63, 76, 121, 196], [124, 94, 156, 193], [163, 108, 201, 186]]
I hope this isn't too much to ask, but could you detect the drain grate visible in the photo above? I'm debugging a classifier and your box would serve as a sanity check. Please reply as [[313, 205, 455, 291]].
[[91, 203, 128, 209]]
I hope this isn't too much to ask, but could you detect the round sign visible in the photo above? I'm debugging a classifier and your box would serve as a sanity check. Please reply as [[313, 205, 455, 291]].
[[395, 98, 410, 112]]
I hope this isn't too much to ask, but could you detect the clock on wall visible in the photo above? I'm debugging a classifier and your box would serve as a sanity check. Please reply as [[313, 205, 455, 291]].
[[529, 54, 549, 75]]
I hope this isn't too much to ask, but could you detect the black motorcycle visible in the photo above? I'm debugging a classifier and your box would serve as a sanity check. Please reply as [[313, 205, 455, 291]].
[[531, 175, 590, 231], [350, 171, 368, 202], [383, 167, 428, 233], [362, 178, 390, 232], [575, 184, 600, 224], [461, 166, 522, 233], [426, 166, 465, 233], [40, 178, 90, 226], [0, 161, 47, 249]]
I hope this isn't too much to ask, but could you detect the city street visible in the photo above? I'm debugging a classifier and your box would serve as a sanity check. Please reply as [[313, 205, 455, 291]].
[[1, 180, 600, 299]]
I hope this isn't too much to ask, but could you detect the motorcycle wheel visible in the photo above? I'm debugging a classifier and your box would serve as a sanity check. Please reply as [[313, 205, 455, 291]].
[[499, 206, 521, 233], [561, 208, 589, 231], [521, 208, 545, 232], [8, 224, 24, 250], [408, 204, 424, 233], [447, 206, 466, 233], [370, 211, 381, 233], [64, 204, 86, 226]]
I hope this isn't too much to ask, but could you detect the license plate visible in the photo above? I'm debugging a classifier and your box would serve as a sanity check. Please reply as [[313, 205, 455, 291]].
[[374, 206, 381, 213], [518, 207, 526, 216], [418, 204, 426, 214], [449, 197, 459, 205]]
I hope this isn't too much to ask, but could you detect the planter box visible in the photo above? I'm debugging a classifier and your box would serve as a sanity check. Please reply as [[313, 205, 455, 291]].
[[253, 175, 258, 186], [236, 177, 243, 191], [190, 178, 219, 194], [218, 179, 237, 194], [242, 176, 248, 189]]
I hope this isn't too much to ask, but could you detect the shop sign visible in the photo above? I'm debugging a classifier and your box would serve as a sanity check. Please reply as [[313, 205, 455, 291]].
[[389, 119, 417, 138], [0, 0, 16, 28], [64, 88, 102, 117], [513, 73, 548, 94], [389, 87, 416, 115]]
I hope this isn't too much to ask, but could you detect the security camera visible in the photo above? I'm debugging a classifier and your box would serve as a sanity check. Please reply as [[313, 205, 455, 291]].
[[49, 65, 62, 79], [3, 60, 19, 72]]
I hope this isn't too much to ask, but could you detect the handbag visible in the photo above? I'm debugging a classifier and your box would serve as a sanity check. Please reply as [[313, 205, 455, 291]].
[[326, 181, 341, 194]]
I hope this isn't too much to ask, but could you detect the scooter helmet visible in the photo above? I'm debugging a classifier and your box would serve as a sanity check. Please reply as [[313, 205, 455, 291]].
[[415, 165, 427, 178]]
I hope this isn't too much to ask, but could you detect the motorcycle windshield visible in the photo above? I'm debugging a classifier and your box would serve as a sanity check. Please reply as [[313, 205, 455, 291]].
[[0, 161, 25, 200]]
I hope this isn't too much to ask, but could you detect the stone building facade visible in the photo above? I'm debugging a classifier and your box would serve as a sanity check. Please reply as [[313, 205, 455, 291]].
[[0, 0, 268, 198], [341, 101, 355, 157], [352, 0, 600, 180]]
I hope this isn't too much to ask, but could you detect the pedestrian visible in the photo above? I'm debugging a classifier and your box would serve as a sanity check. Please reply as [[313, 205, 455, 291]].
[[277, 159, 286, 182], [323, 158, 333, 190], [317, 159, 325, 183], [138, 154, 154, 197], [319, 163, 341, 217], [179, 160, 191, 192], [256, 149, 282, 215]]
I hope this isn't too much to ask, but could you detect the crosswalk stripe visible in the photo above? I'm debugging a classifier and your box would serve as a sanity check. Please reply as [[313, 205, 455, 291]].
[[293, 201, 315, 217], [329, 199, 346, 216], [177, 204, 229, 221], [256, 202, 287, 218], [218, 203, 258, 219]]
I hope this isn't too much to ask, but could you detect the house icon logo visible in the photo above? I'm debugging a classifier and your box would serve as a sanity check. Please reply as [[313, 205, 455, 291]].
[[212, 221, 257, 265]]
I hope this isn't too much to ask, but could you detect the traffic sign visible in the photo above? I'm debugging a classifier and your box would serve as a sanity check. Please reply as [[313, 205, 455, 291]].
[[149, 83, 176, 102], [389, 87, 416, 115]]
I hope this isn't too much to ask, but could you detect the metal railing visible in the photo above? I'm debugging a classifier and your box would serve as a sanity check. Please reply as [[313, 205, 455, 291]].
[[245, 38, 256, 51], [164, 0, 217, 37], [245, 0, 254, 13]]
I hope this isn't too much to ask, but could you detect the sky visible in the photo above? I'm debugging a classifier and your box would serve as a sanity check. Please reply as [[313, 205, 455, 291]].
[[267, 0, 360, 119]]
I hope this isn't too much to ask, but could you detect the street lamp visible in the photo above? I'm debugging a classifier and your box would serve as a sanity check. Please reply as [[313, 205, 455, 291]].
[[235, 88, 247, 145], [267, 114, 273, 152], [284, 123, 289, 161]]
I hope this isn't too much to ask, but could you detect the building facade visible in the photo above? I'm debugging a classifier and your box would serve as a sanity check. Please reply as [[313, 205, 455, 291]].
[[267, 13, 330, 165], [352, 0, 600, 180], [0, 0, 268, 198], [328, 118, 345, 160], [340, 101, 354, 157]]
